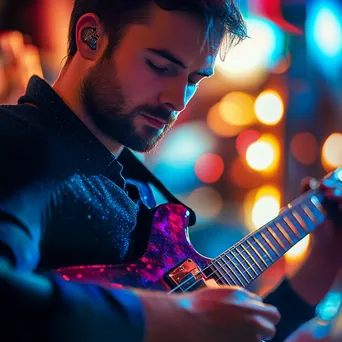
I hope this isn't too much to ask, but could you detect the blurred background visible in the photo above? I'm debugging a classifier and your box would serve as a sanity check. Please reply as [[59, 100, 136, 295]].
[[0, 0, 341, 295]]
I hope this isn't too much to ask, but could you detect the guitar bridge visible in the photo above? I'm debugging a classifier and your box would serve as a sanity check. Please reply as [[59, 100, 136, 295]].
[[166, 259, 205, 291]]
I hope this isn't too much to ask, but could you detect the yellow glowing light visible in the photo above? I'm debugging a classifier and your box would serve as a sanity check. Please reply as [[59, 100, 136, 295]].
[[285, 235, 310, 261], [252, 196, 280, 229], [219, 92, 256, 127], [322, 133, 342, 169], [207, 103, 244, 137], [244, 186, 281, 232], [255, 90, 284, 125], [187, 187, 223, 219], [246, 135, 280, 172], [246, 141, 275, 171]]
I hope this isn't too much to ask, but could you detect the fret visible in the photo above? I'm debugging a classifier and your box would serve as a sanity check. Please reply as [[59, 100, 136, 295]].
[[260, 231, 281, 257], [292, 208, 309, 232], [311, 195, 327, 216], [295, 205, 317, 232], [253, 234, 275, 263], [275, 221, 294, 244], [241, 243, 264, 272], [302, 203, 317, 224], [285, 211, 307, 238], [222, 254, 249, 285], [246, 239, 269, 267], [283, 216, 301, 239], [214, 260, 237, 286], [267, 226, 286, 251], [235, 246, 259, 275], [226, 252, 251, 283]]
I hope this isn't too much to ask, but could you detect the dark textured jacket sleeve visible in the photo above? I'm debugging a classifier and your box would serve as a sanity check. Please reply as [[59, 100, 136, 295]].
[[264, 278, 316, 342], [0, 106, 146, 342]]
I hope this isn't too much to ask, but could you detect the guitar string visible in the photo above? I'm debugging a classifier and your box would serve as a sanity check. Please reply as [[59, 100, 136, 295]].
[[168, 235, 279, 294], [168, 189, 323, 294]]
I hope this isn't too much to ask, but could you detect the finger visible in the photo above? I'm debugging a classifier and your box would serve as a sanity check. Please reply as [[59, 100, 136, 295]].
[[240, 300, 281, 324], [248, 315, 277, 341]]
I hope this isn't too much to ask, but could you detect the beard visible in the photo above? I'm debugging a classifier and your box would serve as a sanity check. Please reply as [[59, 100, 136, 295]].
[[80, 56, 177, 153]]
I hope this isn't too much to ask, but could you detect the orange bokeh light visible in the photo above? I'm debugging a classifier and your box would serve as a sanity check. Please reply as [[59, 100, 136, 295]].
[[236, 130, 261, 156]]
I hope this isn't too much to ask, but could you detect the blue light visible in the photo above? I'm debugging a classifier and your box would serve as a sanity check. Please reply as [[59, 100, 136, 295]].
[[306, 0, 342, 79]]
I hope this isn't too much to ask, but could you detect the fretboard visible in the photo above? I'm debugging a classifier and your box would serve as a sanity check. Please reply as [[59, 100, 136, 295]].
[[207, 189, 327, 287]]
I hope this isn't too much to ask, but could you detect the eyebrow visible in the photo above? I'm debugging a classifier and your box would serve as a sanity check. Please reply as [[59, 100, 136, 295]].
[[146, 48, 214, 77]]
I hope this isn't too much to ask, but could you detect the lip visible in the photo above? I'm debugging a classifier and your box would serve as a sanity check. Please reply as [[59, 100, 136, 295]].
[[141, 114, 167, 129]]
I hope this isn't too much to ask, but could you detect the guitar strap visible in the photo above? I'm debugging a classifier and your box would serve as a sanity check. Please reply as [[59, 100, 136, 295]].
[[119, 148, 197, 226]]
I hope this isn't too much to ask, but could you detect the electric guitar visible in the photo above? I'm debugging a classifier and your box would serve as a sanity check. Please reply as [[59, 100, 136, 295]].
[[57, 168, 342, 294]]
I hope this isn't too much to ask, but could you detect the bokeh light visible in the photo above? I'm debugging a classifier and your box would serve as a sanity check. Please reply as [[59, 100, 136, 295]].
[[216, 17, 285, 82], [322, 133, 342, 170], [195, 153, 225, 184], [306, 0, 342, 78], [313, 7, 342, 58], [244, 185, 281, 232], [252, 196, 280, 229], [207, 103, 244, 137], [285, 235, 310, 261], [290, 132, 319, 165], [157, 121, 216, 168], [255, 90, 284, 125], [230, 158, 264, 189], [236, 129, 261, 156], [187, 187, 223, 219], [219, 92, 256, 127]]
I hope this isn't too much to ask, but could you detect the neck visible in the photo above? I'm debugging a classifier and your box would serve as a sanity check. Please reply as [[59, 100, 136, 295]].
[[52, 60, 124, 158]]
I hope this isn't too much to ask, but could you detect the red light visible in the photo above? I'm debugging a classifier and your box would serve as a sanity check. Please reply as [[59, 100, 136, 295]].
[[195, 153, 225, 184], [236, 130, 261, 156]]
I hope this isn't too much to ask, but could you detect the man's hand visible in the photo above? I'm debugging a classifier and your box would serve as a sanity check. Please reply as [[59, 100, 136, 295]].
[[137, 285, 281, 342], [0, 31, 43, 104]]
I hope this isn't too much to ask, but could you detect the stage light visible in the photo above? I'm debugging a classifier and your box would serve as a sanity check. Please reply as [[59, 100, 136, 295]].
[[255, 90, 284, 125], [195, 153, 225, 184], [322, 133, 342, 170]]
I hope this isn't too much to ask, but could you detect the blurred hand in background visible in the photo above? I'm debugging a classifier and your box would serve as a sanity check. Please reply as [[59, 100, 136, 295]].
[[0, 31, 43, 104]]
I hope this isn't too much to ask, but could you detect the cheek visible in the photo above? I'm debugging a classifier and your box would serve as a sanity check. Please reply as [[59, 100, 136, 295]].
[[116, 57, 161, 101]]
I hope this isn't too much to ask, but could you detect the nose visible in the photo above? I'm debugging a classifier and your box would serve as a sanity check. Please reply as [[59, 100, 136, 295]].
[[159, 82, 189, 113]]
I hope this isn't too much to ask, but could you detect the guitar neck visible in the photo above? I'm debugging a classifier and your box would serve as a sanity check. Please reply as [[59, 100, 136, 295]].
[[207, 189, 327, 287]]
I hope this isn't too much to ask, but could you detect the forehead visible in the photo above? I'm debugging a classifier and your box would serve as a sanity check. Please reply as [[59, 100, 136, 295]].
[[122, 5, 220, 70]]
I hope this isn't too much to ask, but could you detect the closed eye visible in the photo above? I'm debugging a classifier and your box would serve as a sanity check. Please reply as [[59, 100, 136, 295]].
[[146, 60, 170, 75], [147, 60, 198, 87]]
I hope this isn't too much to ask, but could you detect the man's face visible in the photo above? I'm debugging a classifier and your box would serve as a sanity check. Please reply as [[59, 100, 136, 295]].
[[81, 5, 219, 153]]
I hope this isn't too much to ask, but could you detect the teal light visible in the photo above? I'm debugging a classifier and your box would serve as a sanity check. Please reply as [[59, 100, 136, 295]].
[[306, 0, 342, 79]]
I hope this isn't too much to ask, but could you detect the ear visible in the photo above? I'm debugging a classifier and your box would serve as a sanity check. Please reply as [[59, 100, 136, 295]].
[[75, 13, 108, 61]]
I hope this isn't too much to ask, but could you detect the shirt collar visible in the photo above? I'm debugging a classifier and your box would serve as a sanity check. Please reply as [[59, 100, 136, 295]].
[[18, 76, 126, 189]]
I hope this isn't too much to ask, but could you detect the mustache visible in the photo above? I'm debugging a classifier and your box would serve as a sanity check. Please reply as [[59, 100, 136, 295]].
[[135, 105, 176, 124]]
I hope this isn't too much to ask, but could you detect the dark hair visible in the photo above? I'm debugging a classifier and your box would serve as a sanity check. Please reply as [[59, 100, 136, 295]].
[[67, 0, 247, 62]]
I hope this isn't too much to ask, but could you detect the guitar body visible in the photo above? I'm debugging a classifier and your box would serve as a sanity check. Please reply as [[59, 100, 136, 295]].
[[57, 204, 211, 291]]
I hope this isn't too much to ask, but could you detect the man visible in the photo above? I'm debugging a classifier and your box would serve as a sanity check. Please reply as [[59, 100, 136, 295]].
[[0, 1, 341, 341]]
